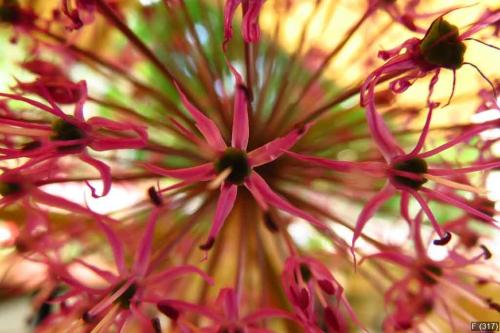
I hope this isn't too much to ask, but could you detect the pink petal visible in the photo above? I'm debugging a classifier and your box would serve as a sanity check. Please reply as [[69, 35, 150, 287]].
[[428, 161, 500, 175], [248, 125, 311, 167], [174, 82, 226, 151], [286, 151, 386, 174], [201, 183, 238, 249], [243, 308, 298, 325], [421, 187, 494, 223], [31, 188, 104, 219], [242, 0, 264, 43], [407, 99, 436, 157], [352, 184, 395, 248], [405, 188, 445, 238], [244, 172, 328, 231], [79, 152, 111, 198], [157, 299, 222, 321], [228, 63, 249, 150], [133, 208, 160, 277], [142, 162, 215, 181], [73, 81, 88, 121], [0, 93, 67, 119], [74, 258, 118, 283], [217, 288, 239, 321], [361, 252, 414, 268], [89, 136, 147, 151], [95, 217, 126, 276], [87, 116, 148, 142], [417, 123, 494, 158], [223, 0, 243, 49], [460, 10, 500, 40], [146, 265, 214, 286]]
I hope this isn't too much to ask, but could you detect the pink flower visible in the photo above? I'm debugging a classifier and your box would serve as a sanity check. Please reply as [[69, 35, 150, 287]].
[[224, 0, 265, 48], [0, 161, 113, 220], [366, 0, 454, 33], [287, 110, 499, 251], [361, 10, 500, 115], [47, 208, 213, 332], [144, 64, 329, 250], [157, 287, 296, 332], [282, 256, 365, 333], [362, 212, 492, 331], [0, 81, 147, 197]]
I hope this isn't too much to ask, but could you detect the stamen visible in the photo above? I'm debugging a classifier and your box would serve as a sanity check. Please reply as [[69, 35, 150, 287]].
[[151, 318, 162, 333], [433, 231, 451, 246], [0, 126, 51, 137], [424, 173, 487, 196], [90, 304, 119, 333], [157, 302, 179, 320], [208, 167, 231, 190], [147, 186, 163, 206], [480, 245, 492, 260], [263, 212, 279, 232]]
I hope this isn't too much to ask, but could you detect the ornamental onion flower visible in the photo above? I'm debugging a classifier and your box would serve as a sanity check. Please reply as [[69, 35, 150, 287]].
[[0, 1, 498, 332]]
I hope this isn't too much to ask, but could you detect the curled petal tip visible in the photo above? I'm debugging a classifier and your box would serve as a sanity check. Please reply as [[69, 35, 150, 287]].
[[199, 237, 215, 251], [433, 231, 451, 246], [480, 244, 492, 260]]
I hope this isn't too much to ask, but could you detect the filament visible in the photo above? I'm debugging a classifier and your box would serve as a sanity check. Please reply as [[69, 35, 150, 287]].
[[208, 167, 232, 190], [424, 173, 487, 196]]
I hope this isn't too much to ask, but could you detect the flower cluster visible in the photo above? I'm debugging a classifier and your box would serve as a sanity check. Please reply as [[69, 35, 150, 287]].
[[0, 0, 498, 332]]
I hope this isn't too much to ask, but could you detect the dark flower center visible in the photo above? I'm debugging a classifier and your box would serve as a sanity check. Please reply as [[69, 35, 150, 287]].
[[0, 181, 22, 196], [419, 17, 466, 69], [51, 119, 86, 152], [418, 264, 443, 285], [21, 140, 42, 151], [113, 282, 137, 309], [215, 148, 251, 185], [300, 263, 312, 282], [0, 2, 21, 24], [391, 157, 428, 190]]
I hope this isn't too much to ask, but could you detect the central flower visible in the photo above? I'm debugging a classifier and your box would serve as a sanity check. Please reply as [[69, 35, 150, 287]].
[[215, 148, 251, 185]]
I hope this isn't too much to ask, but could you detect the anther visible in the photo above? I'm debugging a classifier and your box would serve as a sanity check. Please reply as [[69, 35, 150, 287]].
[[199, 237, 215, 251], [433, 231, 451, 246], [419, 17, 466, 70], [157, 302, 179, 320], [480, 244, 492, 260], [263, 212, 279, 232], [147, 186, 163, 206]]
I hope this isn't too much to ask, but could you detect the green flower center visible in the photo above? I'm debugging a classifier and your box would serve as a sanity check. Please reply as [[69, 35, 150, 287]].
[[392, 157, 428, 190], [419, 18, 466, 70], [214, 148, 251, 185]]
